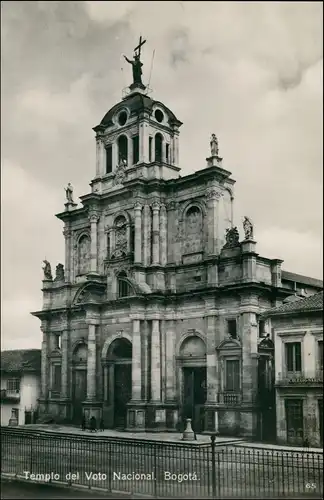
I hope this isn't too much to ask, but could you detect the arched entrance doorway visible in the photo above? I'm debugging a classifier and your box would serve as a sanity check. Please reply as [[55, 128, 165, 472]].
[[102, 338, 132, 429], [72, 342, 87, 424], [178, 335, 207, 433]]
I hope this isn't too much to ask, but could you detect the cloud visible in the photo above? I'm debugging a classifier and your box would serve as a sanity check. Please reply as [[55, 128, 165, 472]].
[[1, 1, 322, 349]]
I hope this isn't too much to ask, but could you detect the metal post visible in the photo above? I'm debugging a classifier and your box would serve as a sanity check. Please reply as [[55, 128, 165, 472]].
[[211, 433, 216, 498]]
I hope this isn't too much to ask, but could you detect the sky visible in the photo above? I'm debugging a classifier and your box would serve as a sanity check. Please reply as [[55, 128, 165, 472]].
[[1, 1, 323, 350]]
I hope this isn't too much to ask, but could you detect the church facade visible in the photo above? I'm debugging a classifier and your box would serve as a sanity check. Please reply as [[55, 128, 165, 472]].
[[32, 43, 323, 438]]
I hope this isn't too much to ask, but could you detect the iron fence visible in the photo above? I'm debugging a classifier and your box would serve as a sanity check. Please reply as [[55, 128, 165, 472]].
[[1, 427, 323, 498]]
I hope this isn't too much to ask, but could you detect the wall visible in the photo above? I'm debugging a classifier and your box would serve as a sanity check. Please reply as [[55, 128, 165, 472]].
[[1, 373, 40, 426]]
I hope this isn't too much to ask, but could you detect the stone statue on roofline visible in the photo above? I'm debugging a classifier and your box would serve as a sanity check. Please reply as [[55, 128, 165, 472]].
[[243, 216, 254, 240], [65, 183, 74, 203], [43, 259, 52, 280]]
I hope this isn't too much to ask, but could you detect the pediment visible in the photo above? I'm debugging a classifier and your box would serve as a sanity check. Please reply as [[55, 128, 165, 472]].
[[216, 336, 241, 351], [258, 337, 274, 350], [50, 348, 62, 358], [73, 282, 106, 305]]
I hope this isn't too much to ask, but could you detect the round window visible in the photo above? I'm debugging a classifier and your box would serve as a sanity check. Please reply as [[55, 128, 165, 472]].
[[154, 109, 164, 123], [118, 111, 128, 126]]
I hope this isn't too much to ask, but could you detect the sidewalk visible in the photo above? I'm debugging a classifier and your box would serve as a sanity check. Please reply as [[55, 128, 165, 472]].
[[20, 424, 244, 446]]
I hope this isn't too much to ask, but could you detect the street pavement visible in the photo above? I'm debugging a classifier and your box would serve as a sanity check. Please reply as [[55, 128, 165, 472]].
[[1, 477, 128, 499]]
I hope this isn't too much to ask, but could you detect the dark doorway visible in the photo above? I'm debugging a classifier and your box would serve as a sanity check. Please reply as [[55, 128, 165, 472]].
[[72, 369, 87, 424], [114, 364, 132, 429], [107, 337, 132, 430], [182, 366, 206, 433], [258, 355, 276, 442]]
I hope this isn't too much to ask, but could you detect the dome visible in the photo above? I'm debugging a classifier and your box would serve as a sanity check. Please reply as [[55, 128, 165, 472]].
[[95, 92, 182, 130]]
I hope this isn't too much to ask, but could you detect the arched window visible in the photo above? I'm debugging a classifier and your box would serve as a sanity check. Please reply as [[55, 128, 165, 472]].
[[118, 271, 131, 298], [118, 135, 128, 164], [155, 133, 163, 162], [184, 206, 203, 254], [78, 235, 90, 275]]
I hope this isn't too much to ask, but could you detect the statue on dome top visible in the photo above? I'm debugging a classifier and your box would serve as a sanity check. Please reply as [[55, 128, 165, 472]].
[[123, 36, 146, 87]]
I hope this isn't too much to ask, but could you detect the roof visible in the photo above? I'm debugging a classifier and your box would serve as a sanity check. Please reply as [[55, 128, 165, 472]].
[[261, 291, 323, 318], [97, 92, 181, 128], [281, 270, 323, 288], [1, 349, 41, 374]]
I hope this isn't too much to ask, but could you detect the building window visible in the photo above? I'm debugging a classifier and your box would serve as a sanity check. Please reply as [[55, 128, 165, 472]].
[[285, 342, 302, 373], [225, 360, 240, 392], [166, 143, 169, 163], [11, 408, 19, 420], [227, 319, 237, 339], [52, 365, 62, 393], [318, 341, 323, 371], [132, 135, 139, 164], [118, 135, 128, 164], [7, 379, 20, 393], [155, 133, 163, 162], [106, 145, 112, 173], [54, 334, 61, 350], [259, 320, 266, 337], [285, 399, 304, 443], [118, 271, 131, 298], [149, 137, 153, 162]]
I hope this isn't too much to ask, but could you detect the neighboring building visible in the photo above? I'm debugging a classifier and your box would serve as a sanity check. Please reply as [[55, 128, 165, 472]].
[[31, 40, 323, 438], [262, 292, 323, 447], [1, 349, 41, 426]]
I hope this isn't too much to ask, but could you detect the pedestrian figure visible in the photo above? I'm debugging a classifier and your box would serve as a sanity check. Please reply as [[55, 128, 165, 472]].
[[81, 414, 86, 431], [99, 418, 105, 432], [90, 416, 97, 432], [303, 437, 310, 448]]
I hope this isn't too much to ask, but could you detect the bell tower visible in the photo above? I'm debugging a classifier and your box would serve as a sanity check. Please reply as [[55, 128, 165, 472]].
[[91, 37, 182, 194]]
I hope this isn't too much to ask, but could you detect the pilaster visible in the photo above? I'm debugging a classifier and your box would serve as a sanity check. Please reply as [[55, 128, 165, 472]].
[[131, 318, 142, 400], [86, 322, 97, 400], [151, 319, 161, 401], [134, 201, 142, 264], [89, 212, 99, 275], [152, 201, 160, 265], [166, 200, 177, 264], [165, 319, 176, 401], [206, 187, 221, 256], [40, 328, 48, 399], [61, 329, 69, 399], [159, 204, 167, 266], [63, 227, 72, 282]]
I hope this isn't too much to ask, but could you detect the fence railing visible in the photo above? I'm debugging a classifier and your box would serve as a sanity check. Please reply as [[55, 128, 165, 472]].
[[1, 427, 323, 498]]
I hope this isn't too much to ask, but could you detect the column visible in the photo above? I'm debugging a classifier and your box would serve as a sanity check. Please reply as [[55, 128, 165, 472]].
[[61, 330, 69, 399], [63, 227, 71, 282], [41, 329, 48, 399], [206, 187, 221, 256], [165, 320, 176, 401], [206, 313, 218, 403], [134, 201, 142, 264], [151, 319, 161, 401], [241, 308, 258, 403], [159, 204, 167, 265], [132, 319, 142, 400], [95, 137, 101, 177], [166, 200, 176, 263], [86, 323, 97, 400], [89, 213, 99, 274], [152, 201, 160, 265], [143, 204, 151, 266], [112, 142, 118, 171]]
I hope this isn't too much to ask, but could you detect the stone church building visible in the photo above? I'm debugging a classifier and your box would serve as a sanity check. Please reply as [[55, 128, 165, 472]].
[[32, 41, 322, 438]]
